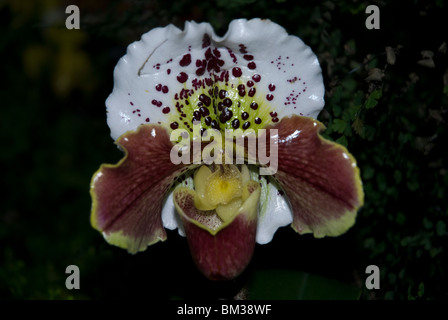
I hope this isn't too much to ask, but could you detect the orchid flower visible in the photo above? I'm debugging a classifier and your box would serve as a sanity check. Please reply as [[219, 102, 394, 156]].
[[90, 19, 364, 280]]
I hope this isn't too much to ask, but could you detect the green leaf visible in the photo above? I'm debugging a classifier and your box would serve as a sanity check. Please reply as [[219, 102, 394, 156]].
[[396, 212, 406, 225], [332, 118, 347, 133], [347, 104, 362, 120], [393, 170, 402, 183], [365, 89, 382, 109], [248, 269, 360, 300], [418, 282, 425, 298], [376, 172, 387, 192], [341, 77, 357, 93], [423, 217, 433, 229], [362, 165, 375, 180], [333, 104, 342, 117], [363, 125, 376, 141], [352, 117, 364, 136], [436, 220, 446, 236], [407, 180, 419, 191]]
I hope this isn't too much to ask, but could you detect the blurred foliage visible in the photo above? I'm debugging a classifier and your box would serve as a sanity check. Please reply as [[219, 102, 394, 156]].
[[1, 0, 447, 300], [247, 269, 360, 300]]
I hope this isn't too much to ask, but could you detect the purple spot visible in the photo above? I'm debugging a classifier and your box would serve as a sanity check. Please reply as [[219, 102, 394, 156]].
[[155, 84, 162, 91], [223, 98, 232, 107], [248, 88, 256, 97], [213, 48, 221, 58], [179, 54, 192, 67], [199, 94, 211, 107], [202, 34, 211, 48], [243, 54, 254, 61], [232, 67, 242, 77], [162, 86, 169, 94], [238, 84, 246, 97], [145, 118, 150, 123], [177, 72, 188, 83], [248, 62, 256, 70], [200, 107, 210, 116], [219, 108, 233, 123], [193, 110, 201, 121], [162, 106, 170, 114], [252, 74, 261, 82], [266, 94, 274, 101], [227, 48, 238, 64], [211, 120, 219, 129], [219, 90, 227, 99], [196, 68, 205, 76], [151, 99, 162, 107], [268, 84, 276, 91]]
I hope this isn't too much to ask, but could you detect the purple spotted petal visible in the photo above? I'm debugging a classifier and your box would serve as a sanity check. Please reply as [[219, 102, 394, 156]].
[[106, 18, 324, 141]]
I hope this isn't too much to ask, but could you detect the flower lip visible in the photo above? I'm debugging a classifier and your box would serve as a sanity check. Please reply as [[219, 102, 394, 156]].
[[173, 174, 261, 280], [174, 176, 261, 236]]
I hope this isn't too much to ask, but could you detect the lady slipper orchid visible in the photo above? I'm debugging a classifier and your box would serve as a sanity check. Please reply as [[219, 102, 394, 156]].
[[90, 19, 364, 280]]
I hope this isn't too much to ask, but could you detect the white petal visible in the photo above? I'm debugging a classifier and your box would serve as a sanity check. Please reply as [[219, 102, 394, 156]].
[[223, 19, 325, 119], [106, 18, 324, 140], [161, 190, 185, 236], [256, 183, 293, 244], [249, 169, 293, 244]]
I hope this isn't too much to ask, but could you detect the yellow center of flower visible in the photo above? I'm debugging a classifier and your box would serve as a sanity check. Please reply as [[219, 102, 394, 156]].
[[194, 164, 250, 222]]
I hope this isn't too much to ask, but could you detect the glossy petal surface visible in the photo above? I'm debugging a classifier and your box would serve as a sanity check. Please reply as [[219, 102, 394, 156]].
[[90, 125, 189, 253], [260, 115, 364, 237]]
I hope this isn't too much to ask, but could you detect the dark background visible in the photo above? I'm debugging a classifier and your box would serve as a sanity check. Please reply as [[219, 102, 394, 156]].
[[1, 0, 447, 300]]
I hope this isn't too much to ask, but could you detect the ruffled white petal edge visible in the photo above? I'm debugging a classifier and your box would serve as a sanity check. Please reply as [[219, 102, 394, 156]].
[[106, 18, 324, 140]]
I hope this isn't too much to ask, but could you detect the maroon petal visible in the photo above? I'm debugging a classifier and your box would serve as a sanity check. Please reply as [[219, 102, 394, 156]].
[[260, 115, 364, 237], [90, 125, 189, 253], [173, 181, 260, 280]]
